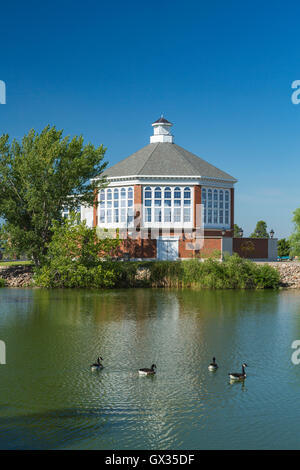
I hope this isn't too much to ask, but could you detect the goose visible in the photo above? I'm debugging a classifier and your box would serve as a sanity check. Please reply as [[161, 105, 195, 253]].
[[138, 364, 157, 376], [229, 363, 248, 381], [208, 357, 218, 371], [90, 357, 104, 371]]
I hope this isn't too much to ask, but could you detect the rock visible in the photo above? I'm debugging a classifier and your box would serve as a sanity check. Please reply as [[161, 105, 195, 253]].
[[0, 265, 34, 287]]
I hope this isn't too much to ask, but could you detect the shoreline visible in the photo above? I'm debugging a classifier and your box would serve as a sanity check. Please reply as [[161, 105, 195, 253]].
[[1, 261, 300, 289]]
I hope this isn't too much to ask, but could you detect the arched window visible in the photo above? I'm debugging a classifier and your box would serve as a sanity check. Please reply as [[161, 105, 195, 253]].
[[207, 189, 212, 224], [225, 191, 230, 225], [145, 186, 152, 198], [202, 188, 207, 224], [128, 187, 133, 207], [144, 186, 152, 207], [114, 188, 119, 209], [154, 187, 161, 208], [164, 187, 171, 206], [107, 189, 112, 200], [100, 189, 105, 207], [184, 187, 191, 205], [121, 188, 126, 208], [213, 190, 218, 224]]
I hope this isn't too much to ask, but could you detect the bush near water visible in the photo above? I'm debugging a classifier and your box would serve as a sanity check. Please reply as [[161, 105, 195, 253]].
[[35, 255, 280, 289]]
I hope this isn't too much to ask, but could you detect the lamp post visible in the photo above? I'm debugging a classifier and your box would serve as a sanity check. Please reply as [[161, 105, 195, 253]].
[[221, 228, 226, 237], [239, 228, 244, 238], [270, 229, 275, 239]]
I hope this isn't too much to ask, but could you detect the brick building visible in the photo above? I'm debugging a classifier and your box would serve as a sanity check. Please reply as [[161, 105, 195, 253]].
[[81, 117, 277, 260]]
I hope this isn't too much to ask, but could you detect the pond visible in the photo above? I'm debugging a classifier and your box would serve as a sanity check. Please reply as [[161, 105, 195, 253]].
[[0, 287, 300, 449]]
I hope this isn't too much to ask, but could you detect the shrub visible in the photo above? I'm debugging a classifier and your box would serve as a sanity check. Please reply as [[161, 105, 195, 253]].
[[0, 278, 6, 287]]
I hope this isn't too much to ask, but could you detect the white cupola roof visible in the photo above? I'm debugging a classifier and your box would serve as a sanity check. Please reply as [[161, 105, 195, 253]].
[[150, 115, 174, 143]]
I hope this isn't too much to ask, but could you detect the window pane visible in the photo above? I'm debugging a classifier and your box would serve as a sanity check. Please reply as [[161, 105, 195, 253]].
[[100, 209, 105, 223], [114, 200, 118, 208], [100, 190, 105, 201], [225, 211, 229, 224], [145, 208, 151, 222], [174, 199, 181, 206], [145, 199, 151, 207], [128, 188, 133, 199], [184, 208, 191, 222], [155, 187, 161, 198], [107, 190, 112, 200], [174, 187, 181, 199], [208, 208, 212, 224], [114, 209, 119, 223], [155, 199, 161, 206], [213, 210, 218, 224], [121, 208, 126, 222], [107, 201, 112, 208], [121, 188, 126, 199], [114, 188, 119, 199], [164, 208, 171, 222], [219, 210, 223, 224], [107, 209, 112, 223], [128, 199, 133, 207], [184, 199, 191, 206], [155, 208, 162, 222], [164, 199, 171, 207], [127, 208, 134, 224], [184, 187, 191, 199], [174, 208, 181, 222], [164, 187, 171, 199]]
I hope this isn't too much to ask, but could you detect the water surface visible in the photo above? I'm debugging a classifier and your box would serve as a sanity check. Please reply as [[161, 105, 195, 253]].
[[0, 287, 300, 449]]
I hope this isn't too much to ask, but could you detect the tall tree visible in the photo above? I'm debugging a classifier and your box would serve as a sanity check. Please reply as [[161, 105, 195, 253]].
[[250, 220, 269, 238], [0, 126, 107, 266], [290, 208, 300, 257], [277, 238, 290, 257], [234, 223, 242, 237]]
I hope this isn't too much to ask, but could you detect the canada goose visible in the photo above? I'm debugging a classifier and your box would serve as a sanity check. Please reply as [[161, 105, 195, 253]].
[[138, 364, 157, 376], [90, 357, 103, 371], [229, 363, 248, 380], [208, 357, 218, 371]]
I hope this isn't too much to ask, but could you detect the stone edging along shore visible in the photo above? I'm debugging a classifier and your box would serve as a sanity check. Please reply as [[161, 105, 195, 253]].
[[1, 262, 300, 289]]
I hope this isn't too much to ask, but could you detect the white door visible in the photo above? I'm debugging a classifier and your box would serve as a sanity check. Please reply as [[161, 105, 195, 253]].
[[157, 239, 179, 261]]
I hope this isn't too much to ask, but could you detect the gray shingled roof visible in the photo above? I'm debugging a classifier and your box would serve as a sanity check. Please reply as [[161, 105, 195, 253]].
[[104, 142, 237, 182]]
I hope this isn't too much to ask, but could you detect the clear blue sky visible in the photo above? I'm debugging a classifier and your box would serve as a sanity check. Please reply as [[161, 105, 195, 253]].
[[1, 0, 300, 238]]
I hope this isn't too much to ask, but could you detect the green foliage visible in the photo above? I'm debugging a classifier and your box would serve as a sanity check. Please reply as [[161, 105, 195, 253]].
[[278, 238, 291, 257], [290, 208, 300, 257], [34, 214, 120, 287], [34, 224, 280, 291], [250, 220, 269, 238], [234, 223, 243, 238], [0, 126, 107, 266], [0, 278, 6, 287]]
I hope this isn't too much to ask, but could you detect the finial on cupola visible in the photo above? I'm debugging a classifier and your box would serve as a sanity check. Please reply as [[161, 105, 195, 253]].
[[150, 116, 174, 143]]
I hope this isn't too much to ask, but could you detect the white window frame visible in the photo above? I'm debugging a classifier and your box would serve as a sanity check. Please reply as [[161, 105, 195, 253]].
[[98, 186, 134, 228], [142, 185, 193, 228], [201, 187, 231, 228]]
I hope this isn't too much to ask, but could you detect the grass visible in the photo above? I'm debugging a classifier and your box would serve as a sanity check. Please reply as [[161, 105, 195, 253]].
[[0, 260, 33, 267]]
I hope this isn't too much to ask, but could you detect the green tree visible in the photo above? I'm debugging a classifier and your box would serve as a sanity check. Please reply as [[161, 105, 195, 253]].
[[250, 220, 269, 238], [277, 238, 290, 257], [290, 208, 300, 257], [35, 213, 120, 287], [0, 126, 107, 266], [234, 223, 242, 237]]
